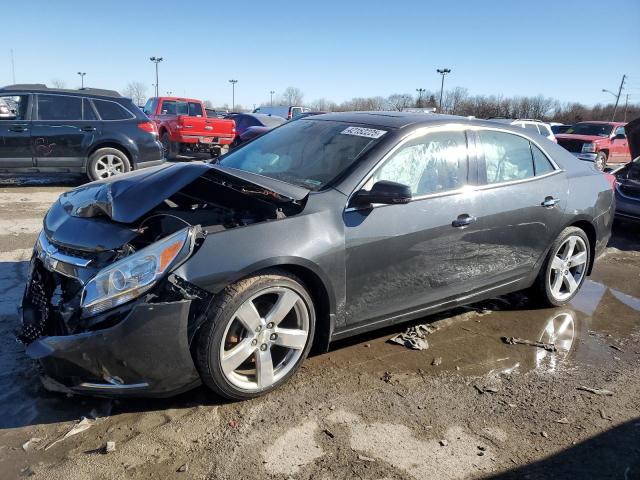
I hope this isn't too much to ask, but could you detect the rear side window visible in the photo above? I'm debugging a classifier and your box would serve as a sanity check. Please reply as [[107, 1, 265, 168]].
[[371, 130, 468, 196], [479, 130, 534, 184], [37, 95, 82, 121], [93, 100, 134, 120], [188, 102, 203, 117], [537, 124, 551, 136], [531, 144, 554, 175], [161, 100, 176, 115], [0, 95, 29, 120]]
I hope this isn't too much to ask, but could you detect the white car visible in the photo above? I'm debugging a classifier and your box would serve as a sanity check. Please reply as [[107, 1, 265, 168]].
[[488, 118, 557, 143]]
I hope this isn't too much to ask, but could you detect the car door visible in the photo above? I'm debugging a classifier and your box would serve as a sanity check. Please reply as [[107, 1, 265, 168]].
[[32, 94, 101, 168], [0, 93, 33, 168], [472, 128, 567, 287], [611, 126, 629, 163], [343, 128, 485, 327]]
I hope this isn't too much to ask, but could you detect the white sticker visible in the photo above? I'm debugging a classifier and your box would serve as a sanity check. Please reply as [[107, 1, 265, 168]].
[[340, 126, 387, 139]]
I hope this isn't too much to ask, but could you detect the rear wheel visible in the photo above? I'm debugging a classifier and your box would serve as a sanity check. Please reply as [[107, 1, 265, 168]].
[[87, 148, 131, 181], [161, 132, 177, 160], [595, 151, 608, 171], [531, 227, 590, 307], [195, 270, 315, 400]]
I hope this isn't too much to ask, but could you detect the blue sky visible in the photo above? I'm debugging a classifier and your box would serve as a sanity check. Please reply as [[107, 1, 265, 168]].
[[3, 0, 639, 108]]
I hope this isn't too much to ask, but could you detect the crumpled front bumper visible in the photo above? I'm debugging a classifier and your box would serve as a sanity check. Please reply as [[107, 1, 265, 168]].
[[24, 299, 201, 397]]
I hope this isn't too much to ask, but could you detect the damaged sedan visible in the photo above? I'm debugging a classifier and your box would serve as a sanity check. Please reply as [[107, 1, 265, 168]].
[[19, 112, 615, 400]]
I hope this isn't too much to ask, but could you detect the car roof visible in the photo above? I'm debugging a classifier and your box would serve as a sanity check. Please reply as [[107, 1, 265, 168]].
[[575, 120, 626, 126], [0, 84, 122, 99], [304, 111, 491, 129]]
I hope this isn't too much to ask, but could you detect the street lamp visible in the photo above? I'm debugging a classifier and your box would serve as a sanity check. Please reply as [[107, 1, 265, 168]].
[[166, 91, 173, 96], [416, 88, 426, 108], [602, 89, 617, 99], [270, 90, 275, 107], [229, 79, 238, 111], [77, 72, 86, 88], [436, 68, 451, 112], [149, 57, 163, 97]]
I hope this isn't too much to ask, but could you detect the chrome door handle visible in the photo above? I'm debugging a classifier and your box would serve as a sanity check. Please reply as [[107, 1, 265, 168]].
[[541, 197, 559, 208], [81, 126, 96, 132], [452, 214, 477, 228]]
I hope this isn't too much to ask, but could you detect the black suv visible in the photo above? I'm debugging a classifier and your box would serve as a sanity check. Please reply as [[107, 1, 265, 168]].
[[0, 84, 164, 181]]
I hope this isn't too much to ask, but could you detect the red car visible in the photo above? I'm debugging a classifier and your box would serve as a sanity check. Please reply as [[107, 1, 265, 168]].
[[143, 97, 235, 159], [555, 121, 631, 170]]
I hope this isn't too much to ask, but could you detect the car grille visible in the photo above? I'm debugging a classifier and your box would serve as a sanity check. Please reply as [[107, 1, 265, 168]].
[[557, 139, 586, 153]]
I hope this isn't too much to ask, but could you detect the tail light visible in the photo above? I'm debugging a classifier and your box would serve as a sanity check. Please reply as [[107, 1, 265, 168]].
[[138, 121, 158, 136], [287, 111, 292, 120], [604, 173, 616, 190]]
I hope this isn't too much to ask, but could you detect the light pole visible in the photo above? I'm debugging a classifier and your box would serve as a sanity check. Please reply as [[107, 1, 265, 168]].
[[166, 91, 173, 96], [77, 72, 86, 88], [229, 79, 238, 111], [416, 88, 426, 108], [270, 90, 275, 107], [602, 74, 626, 121], [436, 68, 451, 112], [150, 57, 163, 97]]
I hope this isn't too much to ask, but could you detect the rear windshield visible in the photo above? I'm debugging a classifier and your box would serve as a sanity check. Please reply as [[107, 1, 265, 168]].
[[259, 115, 286, 127], [161, 100, 203, 117], [565, 123, 613, 137], [219, 119, 387, 190]]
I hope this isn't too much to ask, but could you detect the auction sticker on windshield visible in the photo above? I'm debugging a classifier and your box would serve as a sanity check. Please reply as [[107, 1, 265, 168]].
[[340, 126, 387, 139]]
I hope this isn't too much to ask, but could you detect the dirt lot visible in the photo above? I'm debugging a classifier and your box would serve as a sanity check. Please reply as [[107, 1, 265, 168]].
[[0, 174, 639, 480]]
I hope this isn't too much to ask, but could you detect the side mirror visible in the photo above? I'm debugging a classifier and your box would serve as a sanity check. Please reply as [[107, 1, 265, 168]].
[[350, 180, 412, 208]]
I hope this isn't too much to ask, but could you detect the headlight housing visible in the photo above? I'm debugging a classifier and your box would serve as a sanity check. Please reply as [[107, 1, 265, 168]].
[[81, 227, 193, 316], [581, 142, 596, 153]]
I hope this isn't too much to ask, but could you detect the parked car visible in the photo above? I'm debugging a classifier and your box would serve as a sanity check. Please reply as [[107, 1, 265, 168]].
[[143, 97, 236, 159], [19, 112, 614, 400], [226, 113, 286, 147], [205, 108, 228, 119], [0, 84, 164, 180], [488, 118, 556, 142], [613, 117, 640, 222], [555, 121, 631, 171], [253, 105, 310, 120], [551, 124, 572, 135]]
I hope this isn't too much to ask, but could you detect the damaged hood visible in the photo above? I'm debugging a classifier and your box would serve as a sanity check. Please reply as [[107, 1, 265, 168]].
[[625, 117, 640, 161]]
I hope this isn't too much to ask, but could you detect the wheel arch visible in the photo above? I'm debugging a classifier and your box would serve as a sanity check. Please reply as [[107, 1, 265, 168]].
[[88, 142, 133, 166], [567, 218, 597, 275]]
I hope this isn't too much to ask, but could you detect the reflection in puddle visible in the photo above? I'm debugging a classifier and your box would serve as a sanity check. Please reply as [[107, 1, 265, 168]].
[[535, 311, 575, 373]]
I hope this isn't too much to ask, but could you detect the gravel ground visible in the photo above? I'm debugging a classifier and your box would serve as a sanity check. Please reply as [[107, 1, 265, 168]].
[[0, 174, 639, 480]]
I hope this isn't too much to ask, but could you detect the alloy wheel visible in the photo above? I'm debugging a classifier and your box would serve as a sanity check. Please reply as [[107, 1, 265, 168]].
[[548, 235, 588, 301], [219, 287, 310, 392], [94, 154, 125, 179]]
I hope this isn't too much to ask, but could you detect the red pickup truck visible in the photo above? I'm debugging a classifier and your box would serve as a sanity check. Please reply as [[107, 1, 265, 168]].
[[555, 121, 631, 171], [143, 97, 235, 159]]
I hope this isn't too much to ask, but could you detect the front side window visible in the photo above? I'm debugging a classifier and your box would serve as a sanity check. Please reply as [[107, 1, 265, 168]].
[[0, 95, 28, 120], [370, 130, 468, 196], [37, 95, 82, 121], [93, 100, 133, 120], [537, 124, 551, 136], [479, 130, 534, 183], [143, 98, 157, 116], [614, 126, 626, 137]]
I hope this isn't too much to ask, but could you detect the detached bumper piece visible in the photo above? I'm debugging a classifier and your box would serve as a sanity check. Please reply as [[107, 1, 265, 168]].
[[25, 300, 201, 397]]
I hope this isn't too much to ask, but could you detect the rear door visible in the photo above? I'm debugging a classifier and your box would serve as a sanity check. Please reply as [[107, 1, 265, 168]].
[[32, 94, 101, 168], [472, 128, 567, 286], [0, 93, 32, 168]]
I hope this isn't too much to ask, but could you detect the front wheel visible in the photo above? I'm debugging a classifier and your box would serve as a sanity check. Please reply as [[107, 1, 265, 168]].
[[595, 151, 608, 171], [195, 270, 315, 400], [87, 148, 131, 181], [532, 227, 591, 307]]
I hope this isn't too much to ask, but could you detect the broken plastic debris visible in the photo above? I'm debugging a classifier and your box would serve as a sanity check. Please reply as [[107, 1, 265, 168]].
[[104, 441, 116, 453], [388, 324, 438, 350], [45, 417, 94, 450], [502, 336, 557, 352], [576, 386, 614, 396], [22, 438, 42, 451]]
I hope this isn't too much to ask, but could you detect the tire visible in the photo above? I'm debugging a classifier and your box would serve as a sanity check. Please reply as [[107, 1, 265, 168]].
[[595, 151, 608, 171], [161, 132, 177, 161], [87, 147, 131, 181], [230, 137, 242, 149], [195, 270, 316, 400], [530, 227, 591, 307]]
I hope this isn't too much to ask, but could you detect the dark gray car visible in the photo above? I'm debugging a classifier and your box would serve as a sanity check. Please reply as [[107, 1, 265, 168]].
[[19, 112, 614, 400]]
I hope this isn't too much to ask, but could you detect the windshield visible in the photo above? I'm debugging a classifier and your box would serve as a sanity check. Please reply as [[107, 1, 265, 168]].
[[565, 123, 613, 137], [219, 119, 387, 190]]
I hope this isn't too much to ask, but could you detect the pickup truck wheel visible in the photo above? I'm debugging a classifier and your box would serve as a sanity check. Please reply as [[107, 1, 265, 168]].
[[161, 133, 177, 160], [87, 148, 131, 181], [195, 270, 315, 400], [595, 152, 607, 171]]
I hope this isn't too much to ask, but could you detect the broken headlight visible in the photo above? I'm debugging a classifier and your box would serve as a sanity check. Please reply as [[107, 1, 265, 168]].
[[81, 227, 193, 316]]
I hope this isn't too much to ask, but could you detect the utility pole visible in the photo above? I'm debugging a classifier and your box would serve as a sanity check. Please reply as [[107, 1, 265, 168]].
[[229, 79, 238, 111], [77, 72, 86, 88], [611, 74, 626, 121], [416, 88, 426, 108], [270, 90, 275, 107], [623, 93, 630, 122], [10, 49, 15, 84], [436, 68, 451, 112], [149, 57, 163, 97]]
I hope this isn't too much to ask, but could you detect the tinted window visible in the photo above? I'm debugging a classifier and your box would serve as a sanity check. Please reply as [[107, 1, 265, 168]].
[[83, 99, 97, 120], [188, 102, 203, 117], [0, 95, 28, 120], [93, 100, 133, 120], [531, 144, 554, 175], [371, 131, 468, 196], [480, 130, 534, 184], [566, 123, 613, 137], [38, 95, 82, 121], [161, 100, 176, 115], [143, 98, 157, 115], [614, 126, 626, 137]]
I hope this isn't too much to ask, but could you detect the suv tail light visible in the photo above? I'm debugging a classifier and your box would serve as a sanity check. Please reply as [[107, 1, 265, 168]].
[[138, 121, 158, 136], [604, 172, 616, 190]]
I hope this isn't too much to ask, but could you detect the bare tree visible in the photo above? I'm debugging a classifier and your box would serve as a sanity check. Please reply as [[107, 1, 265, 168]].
[[309, 98, 336, 111], [386, 93, 414, 112], [279, 87, 304, 106], [122, 81, 148, 106], [203, 100, 213, 109], [51, 79, 66, 89]]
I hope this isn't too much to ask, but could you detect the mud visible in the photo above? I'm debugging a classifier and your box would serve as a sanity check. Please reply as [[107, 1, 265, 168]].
[[0, 178, 639, 480]]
